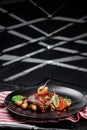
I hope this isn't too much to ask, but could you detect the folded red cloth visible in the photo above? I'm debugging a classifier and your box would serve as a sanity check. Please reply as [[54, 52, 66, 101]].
[[0, 91, 87, 123]]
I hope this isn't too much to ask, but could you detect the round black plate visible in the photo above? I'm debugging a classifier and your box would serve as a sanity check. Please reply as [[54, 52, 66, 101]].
[[4, 85, 87, 120]]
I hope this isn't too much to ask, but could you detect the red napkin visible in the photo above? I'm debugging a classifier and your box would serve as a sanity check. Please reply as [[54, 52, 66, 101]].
[[0, 91, 87, 123]]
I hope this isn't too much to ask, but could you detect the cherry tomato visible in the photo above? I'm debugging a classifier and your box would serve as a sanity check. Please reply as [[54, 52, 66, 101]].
[[56, 99, 67, 110], [38, 89, 48, 96], [37, 86, 48, 96]]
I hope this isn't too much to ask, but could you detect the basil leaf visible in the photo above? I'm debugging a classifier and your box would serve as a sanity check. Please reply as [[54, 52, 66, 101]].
[[11, 95, 24, 102]]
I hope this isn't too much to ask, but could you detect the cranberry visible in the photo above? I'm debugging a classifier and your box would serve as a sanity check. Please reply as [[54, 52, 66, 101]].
[[63, 109, 66, 112], [57, 111, 61, 116]]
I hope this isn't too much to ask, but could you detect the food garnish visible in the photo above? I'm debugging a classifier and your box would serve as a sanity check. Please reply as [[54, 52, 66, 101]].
[[11, 80, 72, 112], [37, 79, 50, 95], [64, 97, 72, 107], [56, 98, 67, 110], [11, 95, 24, 102], [52, 94, 59, 107]]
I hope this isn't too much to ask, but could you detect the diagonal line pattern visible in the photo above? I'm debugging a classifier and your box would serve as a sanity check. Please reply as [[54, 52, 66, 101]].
[[0, 1, 87, 83]]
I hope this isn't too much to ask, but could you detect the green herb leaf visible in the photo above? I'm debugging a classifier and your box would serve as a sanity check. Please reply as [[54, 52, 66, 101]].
[[64, 97, 72, 102], [11, 95, 24, 102]]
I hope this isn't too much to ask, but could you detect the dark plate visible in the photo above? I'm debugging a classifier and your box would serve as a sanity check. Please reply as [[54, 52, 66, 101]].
[[4, 84, 87, 120]]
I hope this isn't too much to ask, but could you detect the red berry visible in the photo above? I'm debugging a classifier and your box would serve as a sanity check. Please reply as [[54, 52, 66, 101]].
[[57, 111, 61, 116], [63, 109, 66, 112]]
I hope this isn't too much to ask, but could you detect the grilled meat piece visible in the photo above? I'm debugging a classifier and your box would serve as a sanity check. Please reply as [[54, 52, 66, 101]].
[[27, 92, 54, 111]]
